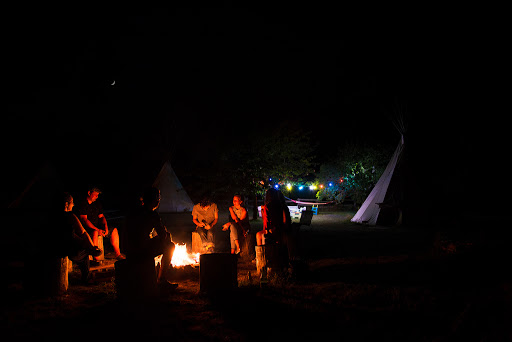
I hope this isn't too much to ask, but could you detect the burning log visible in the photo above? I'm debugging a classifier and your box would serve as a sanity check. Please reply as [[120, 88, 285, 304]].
[[171, 243, 200, 267], [154, 243, 200, 281]]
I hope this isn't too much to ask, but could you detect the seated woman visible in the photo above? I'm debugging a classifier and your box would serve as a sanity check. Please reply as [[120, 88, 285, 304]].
[[256, 188, 290, 246], [192, 193, 218, 253], [222, 194, 249, 254]]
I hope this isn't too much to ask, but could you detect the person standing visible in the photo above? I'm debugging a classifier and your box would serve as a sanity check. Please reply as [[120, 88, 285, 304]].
[[76, 187, 124, 262]]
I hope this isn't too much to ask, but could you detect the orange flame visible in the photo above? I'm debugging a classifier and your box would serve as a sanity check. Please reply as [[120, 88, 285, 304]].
[[154, 243, 199, 267]]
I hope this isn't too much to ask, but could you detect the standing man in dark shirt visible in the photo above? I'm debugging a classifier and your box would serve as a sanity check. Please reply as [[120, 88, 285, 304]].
[[76, 187, 124, 262], [125, 187, 176, 290]]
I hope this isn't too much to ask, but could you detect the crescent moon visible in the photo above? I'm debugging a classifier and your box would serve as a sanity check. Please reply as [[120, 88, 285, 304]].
[[111, 80, 115, 86]]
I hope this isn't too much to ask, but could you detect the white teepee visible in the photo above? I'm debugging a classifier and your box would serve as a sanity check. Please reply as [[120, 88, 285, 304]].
[[351, 135, 404, 226], [153, 161, 194, 212]]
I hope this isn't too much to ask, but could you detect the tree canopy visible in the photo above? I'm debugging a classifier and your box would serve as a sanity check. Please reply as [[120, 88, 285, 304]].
[[315, 143, 392, 205], [226, 123, 317, 198]]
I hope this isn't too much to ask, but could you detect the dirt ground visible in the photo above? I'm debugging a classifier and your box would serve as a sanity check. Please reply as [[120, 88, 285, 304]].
[[2, 210, 512, 341]]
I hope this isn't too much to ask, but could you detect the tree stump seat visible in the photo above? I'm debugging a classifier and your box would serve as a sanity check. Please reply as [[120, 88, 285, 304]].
[[255, 242, 287, 278], [89, 235, 104, 260], [114, 257, 158, 301], [25, 256, 69, 296]]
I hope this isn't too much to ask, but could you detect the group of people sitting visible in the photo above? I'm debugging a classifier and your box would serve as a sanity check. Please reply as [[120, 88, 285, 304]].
[[62, 187, 124, 285], [61, 185, 296, 291], [62, 186, 174, 289], [192, 188, 294, 257], [192, 193, 251, 255]]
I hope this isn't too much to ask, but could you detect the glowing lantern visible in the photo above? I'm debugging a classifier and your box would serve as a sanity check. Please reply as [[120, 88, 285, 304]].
[[286, 183, 292, 190]]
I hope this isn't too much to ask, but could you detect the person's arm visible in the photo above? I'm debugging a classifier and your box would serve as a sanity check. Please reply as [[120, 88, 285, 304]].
[[98, 213, 108, 236], [192, 214, 206, 228], [239, 207, 249, 236], [71, 214, 94, 247], [229, 206, 238, 223], [153, 213, 169, 237], [238, 207, 248, 222], [79, 214, 103, 234], [223, 206, 237, 230], [210, 207, 219, 228]]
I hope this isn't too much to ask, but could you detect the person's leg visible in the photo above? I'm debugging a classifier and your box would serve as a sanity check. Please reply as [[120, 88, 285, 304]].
[[256, 230, 264, 246], [70, 249, 90, 283], [196, 226, 208, 246], [206, 229, 214, 245], [91, 230, 101, 261], [205, 228, 215, 252], [158, 240, 175, 283], [109, 227, 123, 258], [229, 223, 240, 254]]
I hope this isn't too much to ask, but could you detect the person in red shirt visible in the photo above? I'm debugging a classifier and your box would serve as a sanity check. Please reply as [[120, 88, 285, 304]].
[[256, 188, 290, 246]]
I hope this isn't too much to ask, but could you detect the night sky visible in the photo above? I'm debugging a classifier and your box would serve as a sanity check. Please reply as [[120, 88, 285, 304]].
[[3, 4, 507, 210]]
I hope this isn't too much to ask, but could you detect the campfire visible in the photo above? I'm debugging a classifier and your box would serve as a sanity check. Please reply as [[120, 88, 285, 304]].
[[154, 243, 200, 268]]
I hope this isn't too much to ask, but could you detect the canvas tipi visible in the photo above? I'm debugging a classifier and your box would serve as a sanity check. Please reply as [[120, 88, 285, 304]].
[[351, 114, 407, 226], [351, 136, 404, 226], [152, 161, 194, 212]]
